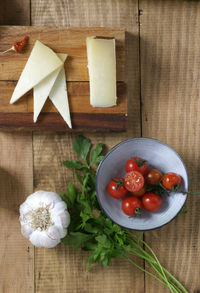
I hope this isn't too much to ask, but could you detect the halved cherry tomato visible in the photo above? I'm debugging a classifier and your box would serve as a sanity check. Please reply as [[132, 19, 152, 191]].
[[162, 172, 182, 190], [146, 169, 163, 186], [124, 171, 145, 192], [142, 192, 162, 212], [107, 178, 128, 199], [125, 157, 148, 176], [132, 187, 146, 197], [122, 196, 143, 216]]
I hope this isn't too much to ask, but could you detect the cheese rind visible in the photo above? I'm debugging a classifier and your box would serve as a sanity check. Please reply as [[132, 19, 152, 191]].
[[10, 40, 63, 104], [33, 53, 67, 123], [49, 67, 72, 128], [86, 37, 117, 107]]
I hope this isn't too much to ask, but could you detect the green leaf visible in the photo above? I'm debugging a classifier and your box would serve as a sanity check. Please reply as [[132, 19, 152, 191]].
[[59, 182, 77, 209], [82, 241, 97, 251], [93, 215, 105, 226], [74, 171, 84, 184], [102, 256, 110, 266], [99, 249, 107, 261], [63, 160, 85, 170], [84, 223, 100, 234], [59, 193, 68, 204], [79, 211, 91, 227], [111, 247, 128, 258], [90, 143, 104, 165], [66, 182, 77, 208], [96, 235, 111, 249], [62, 232, 93, 249], [73, 136, 91, 163]]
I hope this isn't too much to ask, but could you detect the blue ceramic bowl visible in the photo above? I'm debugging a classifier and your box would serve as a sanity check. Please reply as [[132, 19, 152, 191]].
[[96, 138, 188, 231]]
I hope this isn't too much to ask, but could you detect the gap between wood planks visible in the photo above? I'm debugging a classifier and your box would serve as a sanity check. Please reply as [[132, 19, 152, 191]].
[[137, 1, 146, 290], [138, 1, 143, 138]]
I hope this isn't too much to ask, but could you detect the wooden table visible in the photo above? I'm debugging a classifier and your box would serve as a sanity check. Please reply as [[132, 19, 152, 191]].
[[0, 1, 200, 292]]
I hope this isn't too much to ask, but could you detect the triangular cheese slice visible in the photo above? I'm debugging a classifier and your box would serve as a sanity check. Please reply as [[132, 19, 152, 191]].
[[10, 40, 63, 104], [33, 53, 67, 122], [49, 67, 72, 128]]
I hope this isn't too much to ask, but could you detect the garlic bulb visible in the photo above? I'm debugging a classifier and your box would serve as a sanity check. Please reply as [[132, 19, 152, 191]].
[[19, 190, 70, 248]]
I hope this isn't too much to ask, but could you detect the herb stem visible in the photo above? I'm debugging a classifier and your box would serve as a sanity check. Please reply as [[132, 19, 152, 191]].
[[124, 256, 181, 293], [128, 251, 181, 293], [140, 239, 174, 292], [123, 256, 167, 286], [140, 239, 187, 292], [162, 267, 188, 293], [127, 234, 188, 292]]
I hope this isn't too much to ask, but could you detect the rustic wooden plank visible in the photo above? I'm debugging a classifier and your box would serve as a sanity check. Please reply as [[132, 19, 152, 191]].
[[0, 1, 30, 25], [0, 113, 127, 131], [30, 82, 127, 114], [0, 135, 34, 293], [0, 1, 34, 293], [0, 81, 28, 112], [0, 81, 127, 131], [0, 81, 126, 114], [32, 0, 142, 292], [140, 0, 200, 292], [0, 26, 125, 82]]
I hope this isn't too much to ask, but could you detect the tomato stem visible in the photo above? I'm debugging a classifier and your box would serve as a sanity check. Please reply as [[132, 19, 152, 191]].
[[113, 178, 124, 190], [134, 208, 141, 216], [131, 158, 146, 167]]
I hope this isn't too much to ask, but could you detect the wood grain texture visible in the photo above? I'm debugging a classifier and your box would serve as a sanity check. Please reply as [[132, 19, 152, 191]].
[[0, 0, 30, 25], [0, 81, 126, 114], [0, 113, 127, 131], [0, 134, 34, 293], [32, 0, 142, 292], [0, 26, 125, 81], [140, 0, 200, 292], [0, 81, 127, 131], [0, 2, 34, 293], [0, 26, 127, 131]]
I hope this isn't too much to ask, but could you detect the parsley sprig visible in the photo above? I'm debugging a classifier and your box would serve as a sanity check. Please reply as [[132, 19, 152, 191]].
[[60, 136, 188, 293]]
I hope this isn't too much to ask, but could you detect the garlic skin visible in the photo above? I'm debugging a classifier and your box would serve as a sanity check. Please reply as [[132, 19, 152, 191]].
[[19, 190, 70, 248]]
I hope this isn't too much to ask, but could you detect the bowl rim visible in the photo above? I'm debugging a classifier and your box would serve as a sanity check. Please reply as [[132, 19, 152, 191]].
[[96, 137, 189, 231]]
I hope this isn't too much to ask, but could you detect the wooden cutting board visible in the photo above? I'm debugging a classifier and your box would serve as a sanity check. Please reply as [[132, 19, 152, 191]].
[[0, 26, 127, 131]]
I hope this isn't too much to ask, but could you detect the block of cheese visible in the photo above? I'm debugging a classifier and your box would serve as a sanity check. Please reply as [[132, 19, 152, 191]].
[[49, 67, 72, 128], [33, 53, 67, 122], [86, 36, 117, 107], [10, 40, 63, 104]]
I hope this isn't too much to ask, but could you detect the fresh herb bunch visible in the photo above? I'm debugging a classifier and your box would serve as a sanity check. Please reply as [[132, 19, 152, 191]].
[[60, 136, 188, 293]]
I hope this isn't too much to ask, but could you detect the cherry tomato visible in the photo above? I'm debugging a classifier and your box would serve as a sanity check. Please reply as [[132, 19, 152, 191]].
[[124, 171, 145, 192], [142, 192, 162, 212], [122, 196, 143, 216], [125, 157, 148, 176], [162, 172, 182, 190], [107, 178, 128, 199], [132, 187, 146, 197], [146, 169, 163, 186]]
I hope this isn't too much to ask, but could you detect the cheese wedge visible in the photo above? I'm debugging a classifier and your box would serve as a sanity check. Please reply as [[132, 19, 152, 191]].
[[33, 53, 67, 122], [49, 67, 72, 128], [86, 36, 117, 107], [10, 40, 63, 104]]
